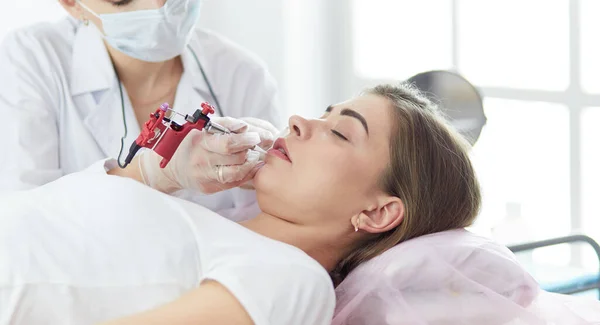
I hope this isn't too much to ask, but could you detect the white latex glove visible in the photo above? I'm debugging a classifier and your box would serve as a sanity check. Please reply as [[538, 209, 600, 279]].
[[236, 117, 280, 190], [139, 117, 265, 194], [240, 117, 279, 151]]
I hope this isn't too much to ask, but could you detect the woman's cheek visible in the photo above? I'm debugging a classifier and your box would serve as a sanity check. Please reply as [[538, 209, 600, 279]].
[[304, 150, 345, 174]]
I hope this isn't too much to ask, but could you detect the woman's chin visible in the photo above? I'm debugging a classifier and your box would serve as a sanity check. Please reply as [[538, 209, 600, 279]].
[[252, 163, 269, 191], [252, 162, 284, 194]]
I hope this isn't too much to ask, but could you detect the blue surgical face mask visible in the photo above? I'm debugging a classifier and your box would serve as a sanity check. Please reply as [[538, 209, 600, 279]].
[[78, 0, 203, 62]]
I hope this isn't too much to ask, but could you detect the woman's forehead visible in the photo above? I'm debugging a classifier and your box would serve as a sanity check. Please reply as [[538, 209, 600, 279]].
[[337, 95, 393, 132]]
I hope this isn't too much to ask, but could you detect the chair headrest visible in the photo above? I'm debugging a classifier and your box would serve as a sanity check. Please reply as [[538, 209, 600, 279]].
[[333, 229, 539, 324]]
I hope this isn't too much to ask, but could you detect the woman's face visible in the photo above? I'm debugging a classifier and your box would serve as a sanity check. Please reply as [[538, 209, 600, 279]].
[[255, 94, 394, 229]]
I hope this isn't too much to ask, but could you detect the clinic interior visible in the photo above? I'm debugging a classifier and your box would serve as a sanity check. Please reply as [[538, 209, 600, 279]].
[[3, 0, 600, 301]]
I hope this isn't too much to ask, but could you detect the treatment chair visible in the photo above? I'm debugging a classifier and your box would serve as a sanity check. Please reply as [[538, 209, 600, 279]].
[[509, 234, 600, 300], [332, 229, 600, 324], [332, 229, 540, 324]]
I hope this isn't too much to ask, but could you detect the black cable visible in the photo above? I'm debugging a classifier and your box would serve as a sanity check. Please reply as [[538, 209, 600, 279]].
[[113, 64, 129, 169]]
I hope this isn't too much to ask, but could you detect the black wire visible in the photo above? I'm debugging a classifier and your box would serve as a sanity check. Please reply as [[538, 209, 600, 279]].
[[187, 44, 224, 117], [113, 65, 129, 169]]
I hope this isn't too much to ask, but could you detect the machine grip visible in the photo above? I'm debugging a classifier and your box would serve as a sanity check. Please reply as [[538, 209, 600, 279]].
[[159, 157, 170, 169], [154, 118, 209, 168]]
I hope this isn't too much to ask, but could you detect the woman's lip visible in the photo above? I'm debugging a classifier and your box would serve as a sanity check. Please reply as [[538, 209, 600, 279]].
[[267, 148, 292, 163], [272, 138, 292, 162]]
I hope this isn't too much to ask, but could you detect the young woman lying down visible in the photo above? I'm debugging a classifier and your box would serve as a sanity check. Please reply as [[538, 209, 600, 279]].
[[0, 83, 480, 325]]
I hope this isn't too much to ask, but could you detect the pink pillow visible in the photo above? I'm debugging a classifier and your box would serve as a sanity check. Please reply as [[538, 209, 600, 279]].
[[333, 229, 540, 324]]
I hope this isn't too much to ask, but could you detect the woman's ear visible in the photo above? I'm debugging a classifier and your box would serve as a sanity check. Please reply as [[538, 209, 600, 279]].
[[354, 197, 404, 234]]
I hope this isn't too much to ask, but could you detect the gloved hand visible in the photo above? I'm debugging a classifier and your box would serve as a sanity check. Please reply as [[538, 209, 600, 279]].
[[236, 117, 280, 190], [139, 117, 265, 194], [240, 117, 280, 151]]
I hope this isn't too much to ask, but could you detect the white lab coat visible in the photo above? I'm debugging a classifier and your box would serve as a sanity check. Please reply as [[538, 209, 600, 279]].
[[0, 17, 281, 221]]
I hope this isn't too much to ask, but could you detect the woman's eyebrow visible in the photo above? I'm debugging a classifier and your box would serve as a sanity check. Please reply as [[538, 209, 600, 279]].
[[325, 105, 369, 135], [340, 109, 369, 135]]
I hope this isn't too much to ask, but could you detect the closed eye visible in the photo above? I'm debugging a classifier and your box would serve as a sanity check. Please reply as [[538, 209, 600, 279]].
[[331, 130, 348, 141], [111, 0, 134, 6]]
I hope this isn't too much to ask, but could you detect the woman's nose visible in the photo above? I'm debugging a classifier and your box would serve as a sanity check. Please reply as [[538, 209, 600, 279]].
[[288, 115, 312, 140]]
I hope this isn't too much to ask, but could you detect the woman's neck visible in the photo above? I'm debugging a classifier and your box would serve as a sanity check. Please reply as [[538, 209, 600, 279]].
[[240, 213, 356, 272], [106, 45, 183, 103]]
